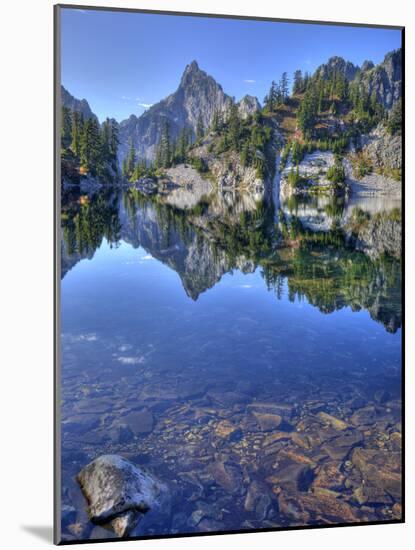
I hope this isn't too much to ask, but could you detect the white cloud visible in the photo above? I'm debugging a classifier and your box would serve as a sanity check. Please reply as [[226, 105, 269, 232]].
[[121, 95, 132, 101], [244, 79, 256, 84], [137, 102, 153, 109], [142, 254, 154, 260]]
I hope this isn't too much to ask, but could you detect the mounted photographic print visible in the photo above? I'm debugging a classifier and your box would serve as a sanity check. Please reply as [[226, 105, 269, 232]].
[[54, 4, 404, 544]]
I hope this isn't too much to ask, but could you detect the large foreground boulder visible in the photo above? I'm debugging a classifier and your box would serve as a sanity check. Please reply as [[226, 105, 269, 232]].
[[77, 455, 169, 537]]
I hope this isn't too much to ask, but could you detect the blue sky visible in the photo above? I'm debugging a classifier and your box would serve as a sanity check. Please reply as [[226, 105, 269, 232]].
[[60, 7, 402, 122]]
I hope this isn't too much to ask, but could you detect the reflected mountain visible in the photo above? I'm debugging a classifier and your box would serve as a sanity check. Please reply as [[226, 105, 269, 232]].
[[60, 183, 401, 332]]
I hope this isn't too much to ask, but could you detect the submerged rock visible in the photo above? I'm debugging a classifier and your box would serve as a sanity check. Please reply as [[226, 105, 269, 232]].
[[252, 411, 282, 431], [317, 411, 348, 431], [77, 455, 168, 537], [351, 447, 401, 499]]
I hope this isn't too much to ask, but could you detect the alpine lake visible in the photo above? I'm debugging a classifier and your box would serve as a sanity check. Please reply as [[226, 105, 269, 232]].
[[59, 174, 402, 541]]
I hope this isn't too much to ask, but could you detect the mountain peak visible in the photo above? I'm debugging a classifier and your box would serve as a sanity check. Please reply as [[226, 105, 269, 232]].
[[61, 85, 97, 121], [361, 60, 375, 72], [188, 59, 199, 71], [181, 60, 202, 79], [179, 60, 208, 88], [315, 56, 359, 81], [119, 60, 232, 161]]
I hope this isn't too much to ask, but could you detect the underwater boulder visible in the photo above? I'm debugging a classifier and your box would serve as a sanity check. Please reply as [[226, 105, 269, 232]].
[[77, 454, 168, 537]]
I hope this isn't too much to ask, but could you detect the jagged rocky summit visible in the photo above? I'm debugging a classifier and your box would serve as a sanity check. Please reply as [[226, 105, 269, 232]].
[[315, 56, 360, 81], [118, 61, 233, 162], [314, 49, 402, 109], [358, 49, 402, 109], [61, 85, 97, 121]]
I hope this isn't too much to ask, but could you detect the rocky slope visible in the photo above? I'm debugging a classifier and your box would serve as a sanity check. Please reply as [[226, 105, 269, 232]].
[[61, 85, 97, 121], [118, 61, 233, 162], [187, 133, 274, 192], [358, 49, 402, 109], [359, 124, 402, 172], [314, 49, 402, 109], [279, 150, 345, 200]]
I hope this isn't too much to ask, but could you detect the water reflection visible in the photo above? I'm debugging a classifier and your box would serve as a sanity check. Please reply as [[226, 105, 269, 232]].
[[61, 186, 401, 332]]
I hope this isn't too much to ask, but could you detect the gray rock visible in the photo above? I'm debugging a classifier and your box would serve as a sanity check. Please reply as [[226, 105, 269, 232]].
[[77, 455, 168, 537], [238, 95, 261, 120], [361, 124, 402, 172]]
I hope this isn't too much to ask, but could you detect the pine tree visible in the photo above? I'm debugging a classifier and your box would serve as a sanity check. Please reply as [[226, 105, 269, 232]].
[[297, 89, 317, 138], [240, 141, 250, 167], [196, 113, 204, 142], [61, 106, 72, 148], [70, 111, 83, 157], [387, 99, 402, 135], [110, 119, 119, 160], [303, 71, 310, 91], [211, 110, 220, 132], [264, 80, 278, 112], [279, 72, 289, 104], [155, 121, 172, 168], [101, 118, 112, 162], [80, 117, 101, 174], [126, 138, 136, 178], [227, 103, 241, 149], [293, 70, 303, 94], [176, 127, 189, 163]]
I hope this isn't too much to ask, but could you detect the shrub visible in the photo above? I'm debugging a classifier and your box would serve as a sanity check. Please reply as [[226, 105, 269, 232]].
[[327, 161, 345, 184]]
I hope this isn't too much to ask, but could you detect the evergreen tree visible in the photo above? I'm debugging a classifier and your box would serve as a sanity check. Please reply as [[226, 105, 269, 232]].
[[176, 127, 190, 163], [279, 72, 289, 104], [126, 138, 136, 178], [80, 117, 101, 174], [293, 70, 303, 94], [70, 111, 83, 157], [101, 118, 112, 162], [227, 103, 241, 149], [297, 89, 317, 138], [264, 80, 278, 112], [196, 113, 204, 142], [61, 106, 72, 148], [240, 141, 250, 167], [155, 120, 172, 168], [387, 99, 402, 135], [211, 109, 220, 132], [110, 119, 119, 160]]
